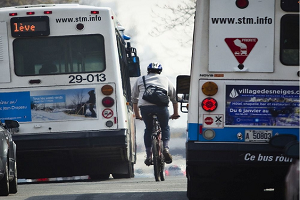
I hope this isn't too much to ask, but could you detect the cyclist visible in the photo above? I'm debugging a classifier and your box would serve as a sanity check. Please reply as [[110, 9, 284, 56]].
[[131, 62, 180, 166]]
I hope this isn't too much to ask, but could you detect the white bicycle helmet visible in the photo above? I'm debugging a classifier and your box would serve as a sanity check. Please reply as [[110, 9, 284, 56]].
[[147, 62, 162, 72]]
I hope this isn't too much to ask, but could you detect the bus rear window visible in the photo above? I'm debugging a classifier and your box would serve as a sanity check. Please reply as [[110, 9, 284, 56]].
[[13, 34, 106, 76], [281, 0, 299, 12], [280, 14, 299, 66]]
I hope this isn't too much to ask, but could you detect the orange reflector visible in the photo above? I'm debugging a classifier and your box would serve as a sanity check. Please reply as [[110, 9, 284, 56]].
[[202, 98, 218, 112], [202, 82, 218, 96], [101, 85, 114, 95]]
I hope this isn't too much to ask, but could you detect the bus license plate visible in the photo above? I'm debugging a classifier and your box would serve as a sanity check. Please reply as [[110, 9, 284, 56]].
[[245, 130, 272, 142]]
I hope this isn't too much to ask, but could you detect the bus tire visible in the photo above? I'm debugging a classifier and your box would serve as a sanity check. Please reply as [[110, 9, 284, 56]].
[[9, 161, 17, 194], [187, 178, 201, 200], [0, 162, 9, 196], [112, 162, 134, 179]]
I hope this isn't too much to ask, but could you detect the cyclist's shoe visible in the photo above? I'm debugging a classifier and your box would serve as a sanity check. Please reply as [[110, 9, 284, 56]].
[[144, 157, 152, 166], [163, 148, 172, 164]]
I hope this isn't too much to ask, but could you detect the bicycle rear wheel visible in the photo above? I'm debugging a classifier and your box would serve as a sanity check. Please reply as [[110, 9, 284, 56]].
[[152, 138, 160, 181]]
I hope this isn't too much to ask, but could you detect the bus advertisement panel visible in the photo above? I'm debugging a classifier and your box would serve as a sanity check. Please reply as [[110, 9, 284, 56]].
[[0, 88, 99, 122], [226, 85, 299, 126]]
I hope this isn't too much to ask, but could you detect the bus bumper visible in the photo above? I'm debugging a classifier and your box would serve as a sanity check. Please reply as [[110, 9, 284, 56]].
[[186, 141, 291, 199], [13, 130, 134, 179], [186, 141, 291, 178], [13, 129, 128, 150]]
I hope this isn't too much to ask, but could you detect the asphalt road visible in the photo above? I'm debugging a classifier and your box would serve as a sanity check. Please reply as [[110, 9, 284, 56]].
[[6, 177, 188, 200]]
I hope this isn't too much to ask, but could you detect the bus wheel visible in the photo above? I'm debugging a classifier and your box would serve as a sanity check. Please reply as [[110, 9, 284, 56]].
[[0, 162, 9, 196], [187, 178, 204, 199], [9, 161, 17, 194], [112, 162, 134, 179]]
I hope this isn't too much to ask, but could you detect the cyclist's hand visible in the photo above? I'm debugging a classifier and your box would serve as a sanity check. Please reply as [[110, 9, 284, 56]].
[[170, 114, 180, 120]]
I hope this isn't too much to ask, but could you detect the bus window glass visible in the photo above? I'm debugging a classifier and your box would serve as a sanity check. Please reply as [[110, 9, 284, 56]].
[[281, 0, 299, 12], [280, 14, 299, 66], [13, 34, 106, 76]]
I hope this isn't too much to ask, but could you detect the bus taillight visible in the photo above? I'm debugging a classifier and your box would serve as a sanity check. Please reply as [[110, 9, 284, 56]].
[[91, 11, 99, 14], [236, 0, 249, 9], [202, 98, 218, 112], [9, 13, 17, 16], [26, 12, 35, 15], [44, 11, 52, 14], [102, 97, 115, 107]]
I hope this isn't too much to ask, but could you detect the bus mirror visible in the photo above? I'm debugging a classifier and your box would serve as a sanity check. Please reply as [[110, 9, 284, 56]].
[[176, 75, 190, 102], [126, 44, 141, 77], [4, 120, 19, 129], [176, 75, 190, 113], [128, 56, 141, 77]]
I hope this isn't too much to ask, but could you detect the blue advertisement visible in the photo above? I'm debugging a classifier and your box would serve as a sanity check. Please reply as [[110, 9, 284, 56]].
[[225, 85, 300, 126], [0, 92, 31, 122], [0, 88, 97, 122]]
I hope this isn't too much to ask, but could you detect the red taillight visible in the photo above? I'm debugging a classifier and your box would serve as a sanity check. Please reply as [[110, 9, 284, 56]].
[[36, 178, 49, 182], [91, 11, 99, 14], [44, 11, 52, 14], [27, 12, 35, 15], [102, 97, 115, 107], [202, 98, 218, 112], [9, 13, 17, 16], [165, 170, 169, 176], [236, 0, 249, 9]]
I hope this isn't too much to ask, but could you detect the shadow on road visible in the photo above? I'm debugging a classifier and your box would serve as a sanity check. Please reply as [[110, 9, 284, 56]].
[[23, 191, 188, 200]]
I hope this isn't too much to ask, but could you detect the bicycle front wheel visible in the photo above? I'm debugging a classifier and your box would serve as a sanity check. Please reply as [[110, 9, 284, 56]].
[[152, 138, 160, 181]]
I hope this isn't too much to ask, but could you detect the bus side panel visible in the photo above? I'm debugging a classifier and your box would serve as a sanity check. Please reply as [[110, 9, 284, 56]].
[[0, 22, 10, 83]]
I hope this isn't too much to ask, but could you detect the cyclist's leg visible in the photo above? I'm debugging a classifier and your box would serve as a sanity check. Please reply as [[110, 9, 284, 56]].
[[140, 106, 155, 164], [155, 107, 172, 164], [155, 106, 170, 148]]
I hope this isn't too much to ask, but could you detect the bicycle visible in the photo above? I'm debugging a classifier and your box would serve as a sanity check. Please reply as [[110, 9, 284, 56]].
[[151, 114, 165, 182]]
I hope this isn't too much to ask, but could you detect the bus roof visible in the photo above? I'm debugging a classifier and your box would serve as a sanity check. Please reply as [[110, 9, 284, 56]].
[[0, 4, 113, 11]]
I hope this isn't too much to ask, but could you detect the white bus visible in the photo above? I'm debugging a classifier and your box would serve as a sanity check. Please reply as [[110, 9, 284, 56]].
[[0, 4, 140, 179], [176, 0, 299, 199]]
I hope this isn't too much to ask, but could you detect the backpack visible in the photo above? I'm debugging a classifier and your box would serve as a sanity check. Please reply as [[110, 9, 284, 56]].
[[142, 76, 169, 106]]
